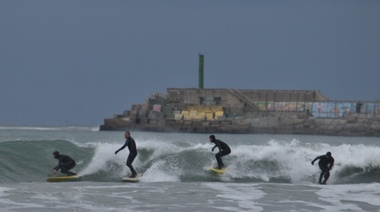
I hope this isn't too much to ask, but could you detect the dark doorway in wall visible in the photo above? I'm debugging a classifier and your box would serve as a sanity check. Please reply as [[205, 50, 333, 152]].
[[214, 97, 221, 105]]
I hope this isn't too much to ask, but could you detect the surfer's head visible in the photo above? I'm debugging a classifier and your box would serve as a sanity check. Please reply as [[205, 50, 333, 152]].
[[53, 151, 60, 159], [124, 131, 130, 139], [209, 135, 215, 142], [326, 152, 332, 157]]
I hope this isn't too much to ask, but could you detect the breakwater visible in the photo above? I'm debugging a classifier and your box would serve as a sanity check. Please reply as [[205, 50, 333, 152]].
[[100, 88, 380, 137]]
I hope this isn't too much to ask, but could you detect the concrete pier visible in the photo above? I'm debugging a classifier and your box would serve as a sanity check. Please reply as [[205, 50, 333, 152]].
[[100, 88, 380, 137]]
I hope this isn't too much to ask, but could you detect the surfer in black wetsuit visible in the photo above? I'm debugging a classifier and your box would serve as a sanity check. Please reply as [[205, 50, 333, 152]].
[[52, 151, 76, 176], [311, 151, 335, 184], [209, 135, 231, 169], [115, 131, 138, 178]]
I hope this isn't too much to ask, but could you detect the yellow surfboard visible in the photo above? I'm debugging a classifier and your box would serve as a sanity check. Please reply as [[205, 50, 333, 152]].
[[121, 174, 142, 182], [208, 167, 227, 174], [47, 175, 78, 182]]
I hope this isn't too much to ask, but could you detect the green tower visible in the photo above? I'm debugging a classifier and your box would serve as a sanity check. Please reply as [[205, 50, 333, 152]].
[[199, 54, 204, 89]]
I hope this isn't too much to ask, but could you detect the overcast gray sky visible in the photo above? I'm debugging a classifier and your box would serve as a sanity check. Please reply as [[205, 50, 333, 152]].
[[1, 1, 379, 127]]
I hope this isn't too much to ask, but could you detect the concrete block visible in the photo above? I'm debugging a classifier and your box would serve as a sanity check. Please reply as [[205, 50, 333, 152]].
[[174, 114, 183, 120]]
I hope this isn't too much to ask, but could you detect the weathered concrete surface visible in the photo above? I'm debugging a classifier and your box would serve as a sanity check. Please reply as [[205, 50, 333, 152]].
[[99, 88, 380, 137], [100, 113, 380, 137]]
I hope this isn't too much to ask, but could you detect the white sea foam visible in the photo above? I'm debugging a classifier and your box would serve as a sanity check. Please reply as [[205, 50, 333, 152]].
[[0, 186, 44, 210], [315, 183, 380, 211], [142, 160, 180, 182], [203, 182, 264, 211], [79, 142, 122, 176], [218, 139, 380, 183], [120, 138, 380, 183], [0, 187, 13, 197], [3, 130, 380, 211]]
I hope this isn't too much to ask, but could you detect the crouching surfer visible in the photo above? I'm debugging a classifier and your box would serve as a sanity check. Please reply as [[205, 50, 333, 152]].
[[209, 135, 231, 169], [52, 151, 77, 176]]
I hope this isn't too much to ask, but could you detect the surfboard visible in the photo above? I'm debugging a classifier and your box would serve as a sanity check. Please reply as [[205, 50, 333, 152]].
[[47, 175, 78, 182], [208, 167, 227, 174], [121, 174, 142, 182]]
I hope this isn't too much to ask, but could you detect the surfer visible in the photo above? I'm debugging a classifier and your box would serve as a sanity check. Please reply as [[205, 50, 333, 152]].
[[311, 151, 335, 184], [52, 151, 77, 176], [209, 135, 231, 169], [115, 131, 138, 178]]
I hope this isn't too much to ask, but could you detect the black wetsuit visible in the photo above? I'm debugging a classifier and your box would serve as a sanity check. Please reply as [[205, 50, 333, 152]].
[[53, 155, 76, 176], [312, 155, 334, 184], [211, 139, 231, 169], [116, 137, 137, 177]]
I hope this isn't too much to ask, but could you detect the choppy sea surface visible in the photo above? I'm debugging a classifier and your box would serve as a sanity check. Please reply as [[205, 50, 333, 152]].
[[1, 127, 380, 211]]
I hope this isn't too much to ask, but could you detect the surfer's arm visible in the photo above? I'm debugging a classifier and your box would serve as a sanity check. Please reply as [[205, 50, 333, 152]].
[[115, 141, 127, 154], [311, 156, 322, 165], [213, 141, 222, 152], [211, 144, 217, 152], [311, 158, 316, 165], [328, 158, 335, 170], [53, 158, 62, 171]]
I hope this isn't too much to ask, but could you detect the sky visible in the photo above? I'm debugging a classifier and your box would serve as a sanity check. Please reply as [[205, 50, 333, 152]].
[[1, 1, 379, 127]]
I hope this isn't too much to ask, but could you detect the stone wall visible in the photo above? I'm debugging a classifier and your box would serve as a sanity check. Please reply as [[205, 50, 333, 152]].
[[100, 88, 380, 136], [100, 112, 380, 136], [166, 88, 328, 105]]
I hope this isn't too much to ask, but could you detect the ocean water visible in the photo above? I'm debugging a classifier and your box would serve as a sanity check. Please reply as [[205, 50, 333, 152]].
[[1, 127, 380, 211]]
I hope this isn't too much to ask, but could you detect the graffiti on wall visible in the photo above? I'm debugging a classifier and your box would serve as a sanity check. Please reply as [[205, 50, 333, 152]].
[[254, 101, 380, 118], [255, 101, 312, 112], [311, 102, 380, 118]]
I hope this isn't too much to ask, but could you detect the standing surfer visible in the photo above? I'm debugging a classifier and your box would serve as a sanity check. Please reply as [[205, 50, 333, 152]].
[[311, 151, 335, 184], [115, 131, 138, 178]]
